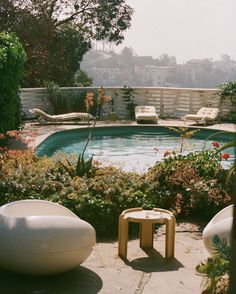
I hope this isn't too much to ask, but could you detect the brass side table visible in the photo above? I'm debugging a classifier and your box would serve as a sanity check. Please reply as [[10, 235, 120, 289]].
[[118, 207, 175, 259]]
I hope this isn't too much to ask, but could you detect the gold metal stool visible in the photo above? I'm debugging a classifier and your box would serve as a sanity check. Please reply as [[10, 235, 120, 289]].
[[118, 207, 175, 259]]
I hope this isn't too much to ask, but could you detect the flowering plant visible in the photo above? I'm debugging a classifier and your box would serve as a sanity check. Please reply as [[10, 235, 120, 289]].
[[0, 130, 36, 151], [60, 87, 111, 177]]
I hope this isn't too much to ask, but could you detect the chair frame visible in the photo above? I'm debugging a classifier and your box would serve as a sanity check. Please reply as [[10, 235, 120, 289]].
[[29, 108, 95, 124], [183, 107, 220, 126]]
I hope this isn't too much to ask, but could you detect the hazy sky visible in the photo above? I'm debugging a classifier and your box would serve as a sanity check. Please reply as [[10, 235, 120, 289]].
[[115, 0, 236, 64]]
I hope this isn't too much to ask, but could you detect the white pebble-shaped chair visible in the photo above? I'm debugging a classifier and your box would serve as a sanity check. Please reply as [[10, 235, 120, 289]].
[[0, 200, 96, 275], [202, 204, 233, 255]]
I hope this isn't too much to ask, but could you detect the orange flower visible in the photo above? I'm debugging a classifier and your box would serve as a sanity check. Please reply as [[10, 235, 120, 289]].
[[221, 153, 230, 160], [6, 130, 19, 138], [85, 91, 94, 109], [0, 133, 5, 139]]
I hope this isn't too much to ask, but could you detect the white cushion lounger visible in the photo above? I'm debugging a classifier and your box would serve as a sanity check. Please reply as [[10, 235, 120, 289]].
[[135, 106, 158, 124], [0, 200, 96, 275], [183, 107, 219, 125], [29, 108, 95, 124], [202, 204, 233, 255]]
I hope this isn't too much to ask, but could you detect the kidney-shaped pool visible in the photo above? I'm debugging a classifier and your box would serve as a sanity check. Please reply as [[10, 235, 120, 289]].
[[36, 125, 235, 173]]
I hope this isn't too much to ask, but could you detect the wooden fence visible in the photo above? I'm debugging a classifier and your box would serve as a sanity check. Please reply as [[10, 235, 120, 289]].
[[21, 86, 230, 119]]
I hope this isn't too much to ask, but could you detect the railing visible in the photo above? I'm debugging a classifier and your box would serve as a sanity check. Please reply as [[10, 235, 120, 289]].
[[20, 86, 230, 119]]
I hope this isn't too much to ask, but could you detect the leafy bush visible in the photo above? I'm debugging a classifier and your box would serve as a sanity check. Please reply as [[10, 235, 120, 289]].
[[0, 146, 232, 237], [0, 32, 26, 133], [196, 235, 230, 294], [145, 150, 231, 218], [218, 81, 236, 123], [45, 82, 90, 114]]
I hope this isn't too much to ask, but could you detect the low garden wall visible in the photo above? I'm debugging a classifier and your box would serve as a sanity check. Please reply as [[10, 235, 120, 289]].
[[20, 86, 231, 120]]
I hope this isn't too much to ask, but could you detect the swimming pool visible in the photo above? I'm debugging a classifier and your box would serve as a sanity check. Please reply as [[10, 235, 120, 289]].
[[37, 126, 235, 173]]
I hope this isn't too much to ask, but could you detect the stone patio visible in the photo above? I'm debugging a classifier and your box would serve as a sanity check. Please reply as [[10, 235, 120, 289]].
[[0, 221, 209, 294]]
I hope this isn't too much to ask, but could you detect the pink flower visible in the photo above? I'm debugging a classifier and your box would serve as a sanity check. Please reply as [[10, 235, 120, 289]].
[[221, 153, 230, 160], [0, 133, 5, 139], [212, 141, 220, 148]]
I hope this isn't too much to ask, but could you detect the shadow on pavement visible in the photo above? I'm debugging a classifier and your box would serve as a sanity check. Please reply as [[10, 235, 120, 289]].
[[0, 266, 103, 294], [123, 247, 184, 272]]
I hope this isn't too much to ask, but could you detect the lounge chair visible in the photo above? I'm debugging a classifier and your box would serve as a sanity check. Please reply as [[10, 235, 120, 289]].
[[202, 204, 233, 255], [135, 106, 158, 124], [29, 108, 95, 124], [183, 107, 219, 125]]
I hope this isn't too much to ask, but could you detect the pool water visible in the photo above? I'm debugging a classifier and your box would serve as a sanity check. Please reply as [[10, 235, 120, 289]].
[[37, 126, 235, 173]]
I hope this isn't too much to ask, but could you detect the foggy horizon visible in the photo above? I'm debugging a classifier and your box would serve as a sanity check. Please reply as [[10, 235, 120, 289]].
[[112, 0, 236, 64]]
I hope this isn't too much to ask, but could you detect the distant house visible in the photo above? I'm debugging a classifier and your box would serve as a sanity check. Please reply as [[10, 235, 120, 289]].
[[134, 65, 176, 86]]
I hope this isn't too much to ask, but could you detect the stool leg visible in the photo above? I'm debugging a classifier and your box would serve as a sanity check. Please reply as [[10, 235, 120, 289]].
[[165, 216, 175, 258], [140, 222, 153, 248], [118, 216, 129, 258]]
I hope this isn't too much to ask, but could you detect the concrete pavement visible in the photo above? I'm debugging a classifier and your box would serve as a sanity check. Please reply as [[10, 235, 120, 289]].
[[0, 221, 209, 294]]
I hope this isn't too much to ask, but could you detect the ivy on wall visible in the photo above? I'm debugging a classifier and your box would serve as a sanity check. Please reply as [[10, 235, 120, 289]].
[[121, 86, 136, 119]]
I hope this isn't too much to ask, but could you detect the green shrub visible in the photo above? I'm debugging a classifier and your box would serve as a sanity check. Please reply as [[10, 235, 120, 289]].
[[196, 236, 230, 293], [45, 82, 99, 115], [145, 150, 231, 218], [0, 32, 26, 133], [218, 81, 236, 123], [0, 148, 232, 237]]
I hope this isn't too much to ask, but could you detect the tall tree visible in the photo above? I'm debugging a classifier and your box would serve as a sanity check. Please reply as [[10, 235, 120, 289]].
[[0, 0, 133, 86]]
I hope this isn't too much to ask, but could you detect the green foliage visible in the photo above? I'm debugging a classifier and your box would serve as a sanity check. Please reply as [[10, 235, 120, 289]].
[[213, 138, 236, 188], [0, 146, 232, 237], [196, 236, 230, 293], [38, 25, 90, 87], [45, 82, 91, 114], [0, 32, 26, 133], [74, 70, 93, 87], [56, 87, 111, 178], [0, 0, 133, 87], [75, 154, 94, 177], [218, 81, 236, 122], [145, 150, 231, 217], [167, 127, 200, 153], [60, 154, 94, 178], [219, 81, 236, 105], [121, 86, 136, 119]]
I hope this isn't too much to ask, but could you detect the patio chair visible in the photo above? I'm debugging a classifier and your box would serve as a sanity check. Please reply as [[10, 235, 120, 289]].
[[135, 106, 158, 124], [0, 199, 96, 275], [29, 108, 95, 124], [183, 107, 220, 125], [202, 204, 233, 255]]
